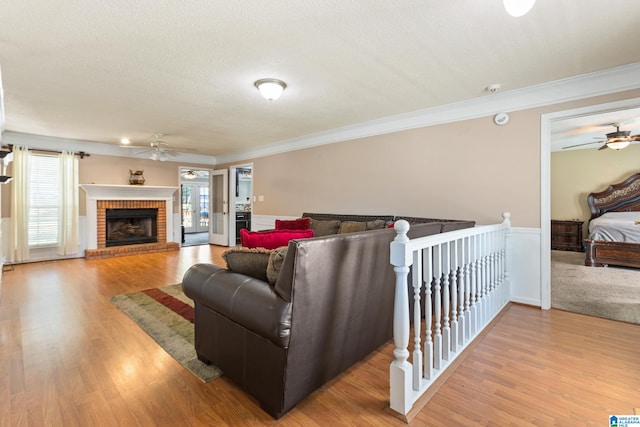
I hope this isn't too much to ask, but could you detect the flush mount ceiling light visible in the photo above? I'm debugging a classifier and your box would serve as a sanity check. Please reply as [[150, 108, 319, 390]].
[[503, 0, 536, 17], [254, 78, 287, 101]]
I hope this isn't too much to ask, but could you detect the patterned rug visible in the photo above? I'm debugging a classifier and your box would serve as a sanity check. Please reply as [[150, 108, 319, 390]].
[[110, 284, 222, 382]]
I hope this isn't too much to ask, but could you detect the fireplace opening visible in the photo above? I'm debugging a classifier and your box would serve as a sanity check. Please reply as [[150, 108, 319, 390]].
[[106, 208, 158, 247]]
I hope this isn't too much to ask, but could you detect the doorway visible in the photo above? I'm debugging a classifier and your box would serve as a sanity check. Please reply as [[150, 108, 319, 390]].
[[229, 164, 253, 246], [541, 97, 640, 309], [180, 168, 210, 246]]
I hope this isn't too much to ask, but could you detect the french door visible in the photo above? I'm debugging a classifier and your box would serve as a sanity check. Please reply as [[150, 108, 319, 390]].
[[181, 184, 209, 233], [209, 169, 229, 245]]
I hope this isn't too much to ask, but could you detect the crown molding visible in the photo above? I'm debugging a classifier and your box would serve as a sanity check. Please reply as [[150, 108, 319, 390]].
[[216, 61, 640, 164], [1, 131, 217, 164]]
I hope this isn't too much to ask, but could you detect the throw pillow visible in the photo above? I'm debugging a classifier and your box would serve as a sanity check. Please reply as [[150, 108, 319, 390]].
[[307, 218, 341, 236], [275, 217, 311, 230], [222, 247, 272, 282], [338, 221, 366, 234], [241, 228, 315, 250], [266, 245, 288, 286]]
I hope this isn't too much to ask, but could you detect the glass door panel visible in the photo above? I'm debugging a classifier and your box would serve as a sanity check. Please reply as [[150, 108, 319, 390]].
[[209, 169, 228, 245], [182, 184, 208, 233], [182, 185, 195, 233]]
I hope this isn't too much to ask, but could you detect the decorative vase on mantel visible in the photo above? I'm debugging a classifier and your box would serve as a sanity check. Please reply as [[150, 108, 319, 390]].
[[129, 169, 145, 185]]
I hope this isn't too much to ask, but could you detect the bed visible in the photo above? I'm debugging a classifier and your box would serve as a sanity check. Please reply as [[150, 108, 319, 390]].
[[584, 172, 640, 268]]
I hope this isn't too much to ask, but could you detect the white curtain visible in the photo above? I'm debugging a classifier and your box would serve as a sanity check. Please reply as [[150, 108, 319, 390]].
[[57, 151, 79, 256], [9, 146, 30, 262]]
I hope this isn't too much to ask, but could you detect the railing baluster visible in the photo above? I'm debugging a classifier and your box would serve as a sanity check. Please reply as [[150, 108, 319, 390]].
[[457, 240, 465, 347], [423, 247, 433, 381], [463, 236, 471, 341], [450, 240, 458, 354], [433, 244, 443, 369], [412, 250, 422, 391], [441, 243, 450, 361]]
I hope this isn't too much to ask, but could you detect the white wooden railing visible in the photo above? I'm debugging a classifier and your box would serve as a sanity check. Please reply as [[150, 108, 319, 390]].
[[389, 213, 511, 416]]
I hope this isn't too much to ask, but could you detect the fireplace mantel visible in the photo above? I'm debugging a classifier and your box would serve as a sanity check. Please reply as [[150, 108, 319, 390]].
[[80, 184, 178, 200], [80, 184, 179, 251]]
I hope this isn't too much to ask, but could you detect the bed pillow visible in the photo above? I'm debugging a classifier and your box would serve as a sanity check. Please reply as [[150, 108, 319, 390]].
[[275, 217, 311, 230], [222, 247, 272, 282], [241, 228, 314, 250], [266, 246, 289, 286]]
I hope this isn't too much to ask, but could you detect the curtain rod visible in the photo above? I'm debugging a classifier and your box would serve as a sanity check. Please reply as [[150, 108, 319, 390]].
[[1, 144, 90, 159]]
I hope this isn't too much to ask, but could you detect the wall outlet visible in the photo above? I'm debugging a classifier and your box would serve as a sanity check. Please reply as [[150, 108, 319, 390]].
[[258, 195, 264, 202]]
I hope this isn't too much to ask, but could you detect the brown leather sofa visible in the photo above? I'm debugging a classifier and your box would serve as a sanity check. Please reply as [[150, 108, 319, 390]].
[[182, 213, 474, 418]]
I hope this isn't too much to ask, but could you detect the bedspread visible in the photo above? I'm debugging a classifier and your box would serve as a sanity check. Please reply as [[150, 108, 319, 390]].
[[589, 212, 640, 242]]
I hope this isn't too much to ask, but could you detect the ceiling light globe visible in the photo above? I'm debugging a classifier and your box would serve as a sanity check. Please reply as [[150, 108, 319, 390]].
[[503, 0, 536, 17], [255, 79, 287, 101], [606, 140, 631, 150]]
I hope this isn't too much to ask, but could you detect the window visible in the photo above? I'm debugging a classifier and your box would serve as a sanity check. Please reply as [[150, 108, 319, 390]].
[[29, 154, 60, 247]]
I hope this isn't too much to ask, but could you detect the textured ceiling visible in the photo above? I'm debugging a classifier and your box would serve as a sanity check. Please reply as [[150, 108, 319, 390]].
[[1, 1, 640, 157]]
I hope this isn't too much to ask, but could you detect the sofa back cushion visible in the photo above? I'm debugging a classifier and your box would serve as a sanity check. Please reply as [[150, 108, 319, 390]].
[[338, 221, 366, 234], [306, 218, 341, 236]]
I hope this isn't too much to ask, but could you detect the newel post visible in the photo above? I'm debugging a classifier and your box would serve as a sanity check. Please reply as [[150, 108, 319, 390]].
[[389, 220, 413, 414]]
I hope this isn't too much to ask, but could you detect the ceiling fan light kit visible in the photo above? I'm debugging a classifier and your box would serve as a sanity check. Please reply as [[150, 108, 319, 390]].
[[605, 140, 631, 150], [255, 78, 287, 101], [183, 170, 197, 180]]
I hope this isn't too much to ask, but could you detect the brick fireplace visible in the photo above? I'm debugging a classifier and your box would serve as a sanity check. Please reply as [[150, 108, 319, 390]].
[[80, 184, 180, 259]]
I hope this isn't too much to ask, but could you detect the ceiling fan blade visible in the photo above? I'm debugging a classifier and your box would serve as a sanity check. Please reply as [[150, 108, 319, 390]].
[[120, 144, 153, 149], [598, 143, 608, 150], [562, 141, 602, 149]]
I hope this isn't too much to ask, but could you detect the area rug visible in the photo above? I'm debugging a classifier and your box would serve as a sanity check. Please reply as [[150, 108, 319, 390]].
[[551, 250, 640, 325], [110, 284, 222, 382]]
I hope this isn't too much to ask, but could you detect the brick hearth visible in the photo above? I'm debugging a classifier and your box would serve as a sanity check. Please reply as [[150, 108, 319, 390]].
[[85, 199, 179, 259]]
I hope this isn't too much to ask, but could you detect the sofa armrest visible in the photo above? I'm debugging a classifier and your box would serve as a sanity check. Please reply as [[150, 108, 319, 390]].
[[182, 263, 292, 348]]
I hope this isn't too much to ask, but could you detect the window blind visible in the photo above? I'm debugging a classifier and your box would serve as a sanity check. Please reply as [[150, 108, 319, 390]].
[[29, 154, 60, 247]]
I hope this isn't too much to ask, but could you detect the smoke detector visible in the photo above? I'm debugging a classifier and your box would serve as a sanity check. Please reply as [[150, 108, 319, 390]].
[[486, 83, 501, 94]]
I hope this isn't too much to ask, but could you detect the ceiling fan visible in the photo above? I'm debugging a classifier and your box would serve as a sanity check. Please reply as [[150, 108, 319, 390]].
[[181, 169, 209, 180], [120, 133, 197, 161], [562, 123, 640, 151]]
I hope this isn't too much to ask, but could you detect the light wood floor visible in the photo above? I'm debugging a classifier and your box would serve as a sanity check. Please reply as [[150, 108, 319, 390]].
[[1, 246, 639, 426]]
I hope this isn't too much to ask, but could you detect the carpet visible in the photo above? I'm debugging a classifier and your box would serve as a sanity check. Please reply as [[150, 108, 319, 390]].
[[110, 284, 223, 382], [551, 250, 640, 325]]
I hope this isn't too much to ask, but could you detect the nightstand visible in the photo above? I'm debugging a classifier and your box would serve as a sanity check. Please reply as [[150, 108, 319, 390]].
[[551, 219, 584, 252]]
